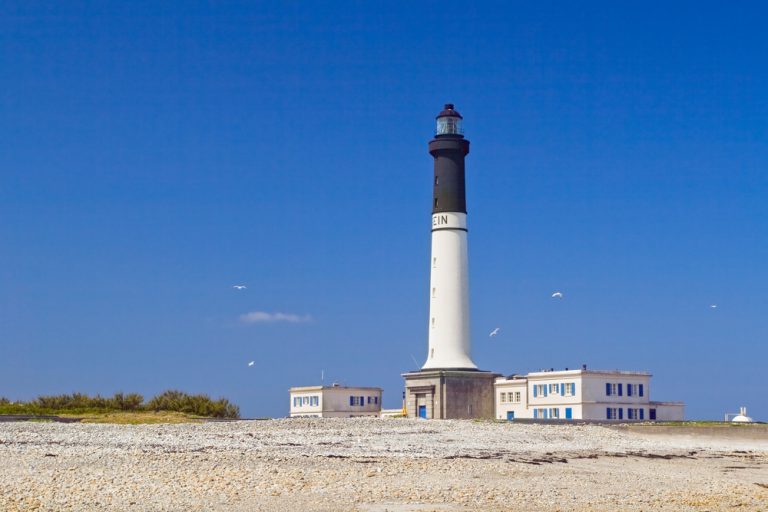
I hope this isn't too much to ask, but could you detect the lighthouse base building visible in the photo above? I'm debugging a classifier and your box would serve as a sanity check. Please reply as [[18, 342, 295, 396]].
[[402, 369, 499, 420]]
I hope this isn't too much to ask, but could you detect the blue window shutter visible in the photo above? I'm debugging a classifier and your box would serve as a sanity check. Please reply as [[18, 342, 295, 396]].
[[606, 383, 611, 396], [607, 408, 611, 419], [640, 409, 644, 420], [533, 409, 538, 419], [543, 386, 548, 397], [618, 408, 623, 420], [349, 396, 353, 406], [560, 383, 565, 395], [533, 386, 537, 398], [639, 384, 644, 397], [543, 409, 548, 419], [618, 383, 623, 396]]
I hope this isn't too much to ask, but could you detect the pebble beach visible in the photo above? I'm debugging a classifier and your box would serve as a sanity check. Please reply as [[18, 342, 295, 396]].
[[1, 418, 767, 511]]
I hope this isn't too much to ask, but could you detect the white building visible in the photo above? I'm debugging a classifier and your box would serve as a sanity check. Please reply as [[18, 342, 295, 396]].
[[289, 384, 382, 418], [495, 368, 684, 421]]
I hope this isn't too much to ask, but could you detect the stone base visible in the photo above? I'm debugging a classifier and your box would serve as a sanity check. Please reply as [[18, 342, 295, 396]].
[[402, 369, 500, 419]]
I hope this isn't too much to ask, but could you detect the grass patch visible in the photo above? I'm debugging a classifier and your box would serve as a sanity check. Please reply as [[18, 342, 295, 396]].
[[70, 411, 203, 424], [638, 421, 760, 427]]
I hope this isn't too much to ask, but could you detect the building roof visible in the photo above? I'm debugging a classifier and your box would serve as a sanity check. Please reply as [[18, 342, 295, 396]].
[[289, 385, 383, 392], [496, 368, 652, 382]]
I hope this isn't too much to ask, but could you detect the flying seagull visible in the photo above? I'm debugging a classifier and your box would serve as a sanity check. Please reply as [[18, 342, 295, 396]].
[[248, 361, 255, 367], [489, 328, 500, 337], [233, 285, 247, 290], [551, 291, 563, 298]]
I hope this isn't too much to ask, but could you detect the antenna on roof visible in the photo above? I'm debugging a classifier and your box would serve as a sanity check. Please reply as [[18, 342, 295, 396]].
[[321, 369, 324, 384]]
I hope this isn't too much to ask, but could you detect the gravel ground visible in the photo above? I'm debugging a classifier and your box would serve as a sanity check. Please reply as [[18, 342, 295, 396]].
[[1, 418, 766, 511]]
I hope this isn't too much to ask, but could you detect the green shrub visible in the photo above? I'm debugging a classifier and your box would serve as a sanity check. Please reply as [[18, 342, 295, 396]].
[[145, 390, 239, 419], [0, 391, 239, 418]]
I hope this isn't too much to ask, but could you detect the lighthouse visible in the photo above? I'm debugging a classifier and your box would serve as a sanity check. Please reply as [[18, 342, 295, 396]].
[[402, 104, 498, 419], [422, 104, 477, 370]]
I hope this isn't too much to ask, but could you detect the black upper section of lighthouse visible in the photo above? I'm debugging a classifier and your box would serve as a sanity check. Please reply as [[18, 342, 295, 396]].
[[430, 104, 470, 214]]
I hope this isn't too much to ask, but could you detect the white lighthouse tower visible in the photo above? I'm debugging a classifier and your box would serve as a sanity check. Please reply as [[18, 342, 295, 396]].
[[402, 104, 498, 419], [422, 104, 477, 370]]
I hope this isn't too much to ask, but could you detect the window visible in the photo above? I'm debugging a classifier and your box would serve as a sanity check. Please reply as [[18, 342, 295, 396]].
[[649, 409, 656, 420], [310, 396, 318, 406], [534, 408, 548, 419], [350, 396, 364, 406], [293, 397, 300, 407], [606, 407, 618, 420], [627, 408, 636, 420], [500, 392, 507, 403], [549, 384, 559, 394], [303, 396, 309, 405], [533, 384, 547, 397], [639, 384, 644, 397], [606, 383, 617, 396], [627, 384, 634, 397], [549, 408, 560, 419], [434, 198, 438, 208], [564, 383, 575, 396]]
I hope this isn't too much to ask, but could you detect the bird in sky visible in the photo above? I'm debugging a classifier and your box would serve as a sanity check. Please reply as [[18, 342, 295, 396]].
[[248, 361, 255, 367], [551, 291, 563, 298], [233, 285, 247, 290], [489, 328, 500, 337]]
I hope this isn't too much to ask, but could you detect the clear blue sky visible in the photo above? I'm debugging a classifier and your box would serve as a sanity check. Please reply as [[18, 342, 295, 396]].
[[1, 2, 766, 420]]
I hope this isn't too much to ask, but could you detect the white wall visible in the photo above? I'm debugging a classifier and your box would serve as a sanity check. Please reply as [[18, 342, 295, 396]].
[[323, 388, 381, 417], [652, 403, 685, 421]]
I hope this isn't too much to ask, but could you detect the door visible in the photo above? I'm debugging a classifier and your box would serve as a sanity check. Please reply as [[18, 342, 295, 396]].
[[649, 408, 656, 420], [506, 411, 515, 421], [418, 405, 427, 418], [565, 407, 572, 419]]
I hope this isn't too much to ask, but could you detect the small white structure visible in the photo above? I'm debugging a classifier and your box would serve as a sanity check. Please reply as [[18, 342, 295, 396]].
[[726, 406, 754, 423], [379, 408, 405, 418], [289, 384, 382, 418], [495, 367, 684, 421]]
